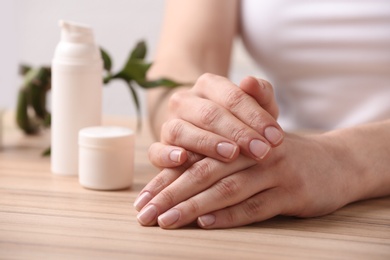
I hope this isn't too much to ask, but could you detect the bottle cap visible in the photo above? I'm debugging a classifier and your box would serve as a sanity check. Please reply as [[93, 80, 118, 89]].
[[78, 126, 135, 190], [53, 20, 102, 68], [59, 20, 94, 44]]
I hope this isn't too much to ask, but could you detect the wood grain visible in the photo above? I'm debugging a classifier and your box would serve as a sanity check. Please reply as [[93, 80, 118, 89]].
[[0, 111, 389, 260]]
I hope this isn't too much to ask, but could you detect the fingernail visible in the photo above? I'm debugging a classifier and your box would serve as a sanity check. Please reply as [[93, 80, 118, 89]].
[[158, 208, 180, 227], [249, 139, 270, 160], [217, 142, 237, 159], [134, 191, 153, 211], [256, 79, 266, 89], [264, 126, 283, 145], [169, 149, 182, 163], [198, 214, 216, 227], [137, 204, 158, 225]]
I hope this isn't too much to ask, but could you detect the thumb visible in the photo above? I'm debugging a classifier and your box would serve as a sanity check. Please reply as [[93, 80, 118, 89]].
[[239, 76, 279, 120]]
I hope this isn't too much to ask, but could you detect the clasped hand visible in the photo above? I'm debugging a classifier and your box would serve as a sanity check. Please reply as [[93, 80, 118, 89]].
[[134, 73, 354, 229]]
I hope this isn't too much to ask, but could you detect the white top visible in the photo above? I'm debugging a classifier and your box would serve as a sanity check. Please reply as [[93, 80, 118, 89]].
[[240, 0, 390, 131]]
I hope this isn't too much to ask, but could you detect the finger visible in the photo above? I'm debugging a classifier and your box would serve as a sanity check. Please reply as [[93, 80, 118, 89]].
[[168, 95, 271, 161], [239, 76, 279, 120], [239, 77, 283, 146], [156, 164, 275, 229], [148, 142, 188, 168], [136, 155, 256, 226], [134, 151, 204, 212], [161, 119, 241, 162], [191, 73, 283, 146], [197, 188, 286, 229]]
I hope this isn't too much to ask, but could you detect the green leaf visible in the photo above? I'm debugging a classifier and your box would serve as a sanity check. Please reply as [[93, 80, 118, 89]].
[[138, 78, 183, 89], [100, 47, 112, 72], [113, 41, 148, 83], [114, 60, 152, 83], [29, 67, 51, 120], [130, 41, 147, 60], [16, 88, 40, 135]]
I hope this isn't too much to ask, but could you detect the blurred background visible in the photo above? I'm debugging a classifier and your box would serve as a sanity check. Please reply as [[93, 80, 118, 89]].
[[1, 0, 259, 117]]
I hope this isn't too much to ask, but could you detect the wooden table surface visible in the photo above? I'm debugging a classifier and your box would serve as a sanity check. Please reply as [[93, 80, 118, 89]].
[[0, 112, 389, 260]]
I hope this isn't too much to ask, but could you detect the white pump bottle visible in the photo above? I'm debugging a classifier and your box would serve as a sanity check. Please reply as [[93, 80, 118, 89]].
[[51, 20, 102, 175]]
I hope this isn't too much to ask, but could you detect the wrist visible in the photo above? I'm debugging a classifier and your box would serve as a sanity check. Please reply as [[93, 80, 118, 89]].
[[321, 125, 390, 202]]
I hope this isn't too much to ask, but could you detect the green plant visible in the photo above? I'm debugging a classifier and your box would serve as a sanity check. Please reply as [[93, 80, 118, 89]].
[[17, 65, 51, 135], [16, 40, 184, 155], [101, 41, 184, 128], [17, 40, 183, 135]]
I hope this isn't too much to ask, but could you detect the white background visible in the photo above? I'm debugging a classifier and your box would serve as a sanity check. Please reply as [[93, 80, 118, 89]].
[[1, 0, 260, 117]]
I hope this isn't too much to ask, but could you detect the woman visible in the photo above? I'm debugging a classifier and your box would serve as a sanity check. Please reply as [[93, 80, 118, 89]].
[[134, 0, 390, 229]]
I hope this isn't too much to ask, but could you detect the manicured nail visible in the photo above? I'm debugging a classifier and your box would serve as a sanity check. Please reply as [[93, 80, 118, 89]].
[[198, 214, 216, 227], [217, 142, 237, 159], [158, 208, 180, 227], [137, 204, 158, 225], [249, 139, 270, 160], [134, 191, 153, 211], [169, 149, 182, 163], [264, 126, 283, 145], [256, 79, 266, 89]]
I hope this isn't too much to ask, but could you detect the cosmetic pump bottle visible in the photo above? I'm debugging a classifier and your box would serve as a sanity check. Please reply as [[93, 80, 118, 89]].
[[51, 20, 102, 175]]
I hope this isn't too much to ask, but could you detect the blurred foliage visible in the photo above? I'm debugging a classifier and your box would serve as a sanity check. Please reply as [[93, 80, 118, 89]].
[[16, 41, 184, 155], [16, 40, 183, 135]]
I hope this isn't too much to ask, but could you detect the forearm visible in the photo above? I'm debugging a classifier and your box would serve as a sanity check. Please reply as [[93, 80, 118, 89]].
[[323, 120, 390, 201], [147, 0, 239, 138]]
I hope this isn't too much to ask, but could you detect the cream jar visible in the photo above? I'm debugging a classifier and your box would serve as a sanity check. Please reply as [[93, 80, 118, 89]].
[[78, 126, 134, 190]]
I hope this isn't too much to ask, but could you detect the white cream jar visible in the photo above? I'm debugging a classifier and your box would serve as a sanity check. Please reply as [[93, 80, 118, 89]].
[[78, 126, 134, 190]]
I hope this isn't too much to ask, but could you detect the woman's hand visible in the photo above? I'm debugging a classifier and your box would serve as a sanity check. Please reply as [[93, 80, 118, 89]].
[[135, 132, 367, 229], [148, 73, 284, 168]]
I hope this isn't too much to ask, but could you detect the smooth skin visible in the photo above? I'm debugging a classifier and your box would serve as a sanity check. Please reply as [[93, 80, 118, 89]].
[[137, 120, 390, 229], [149, 75, 281, 167], [137, 0, 390, 229], [147, 0, 282, 164]]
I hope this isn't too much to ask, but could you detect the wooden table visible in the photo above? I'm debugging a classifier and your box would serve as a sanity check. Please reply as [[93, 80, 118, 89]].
[[0, 112, 389, 259]]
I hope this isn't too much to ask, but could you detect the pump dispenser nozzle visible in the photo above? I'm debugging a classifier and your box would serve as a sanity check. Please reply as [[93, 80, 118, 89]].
[[59, 20, 94, 43]]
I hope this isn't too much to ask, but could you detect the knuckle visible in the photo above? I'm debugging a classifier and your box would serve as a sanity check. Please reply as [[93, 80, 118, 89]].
[[162, 119, 184, 144], [224, 89, 246, 111], [168, 90, 186, 112], [159, 188, 176, 208], [243, 198, 264, 219], [225, 208, 237, 225], [185, 160, 214, 186], [183, 151, 204, 168], [194, 73, 224, 93], [150, 173, 169, 195], [199, 103, 220, 126], [195, 134, 212, 151], [230, 126, 250, 144], [247, 110, 263, 129], [214, 178, 240, 201], [196, 73, 216, 87], [185, 198, 201, 215]]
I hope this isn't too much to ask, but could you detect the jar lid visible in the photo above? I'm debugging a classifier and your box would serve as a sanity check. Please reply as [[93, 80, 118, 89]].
[[79, 126, 134, 148]]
